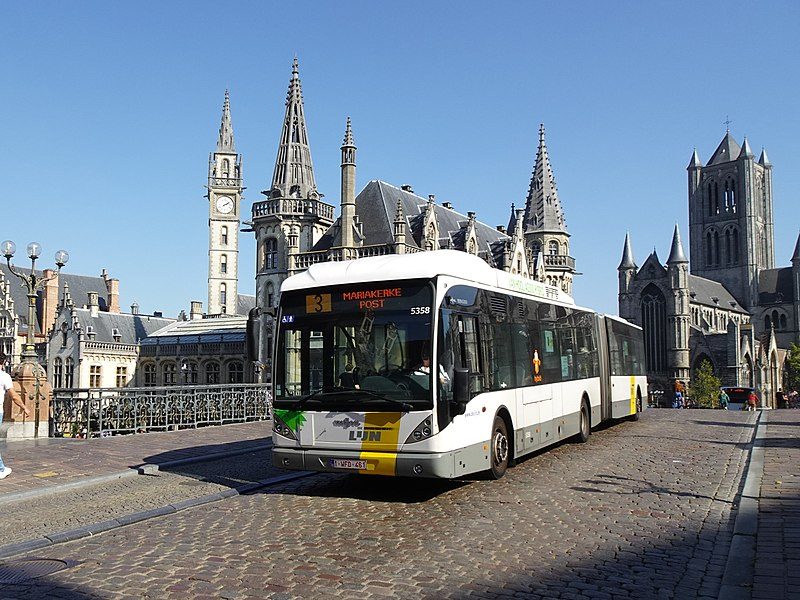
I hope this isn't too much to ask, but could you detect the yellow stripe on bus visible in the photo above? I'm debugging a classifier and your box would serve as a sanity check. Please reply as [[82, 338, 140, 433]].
[[359, 412, 402, 475], [630, 375, 637, 415]]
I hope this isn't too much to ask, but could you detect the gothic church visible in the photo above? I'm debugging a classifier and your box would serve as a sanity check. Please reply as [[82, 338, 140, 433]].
[[618, 131, 800, 407]]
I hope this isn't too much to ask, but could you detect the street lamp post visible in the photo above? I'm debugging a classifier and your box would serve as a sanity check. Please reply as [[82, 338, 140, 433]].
[[2, 240, 69, 437]]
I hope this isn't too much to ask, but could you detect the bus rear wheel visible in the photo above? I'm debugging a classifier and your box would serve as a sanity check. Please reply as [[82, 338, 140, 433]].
[[578, 402, 591, 443], [490, 415, 509, 479], [629, 392, 642, 422]]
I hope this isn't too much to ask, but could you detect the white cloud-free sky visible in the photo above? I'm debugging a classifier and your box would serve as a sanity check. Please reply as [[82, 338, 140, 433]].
[[2, 1, 798, 316]]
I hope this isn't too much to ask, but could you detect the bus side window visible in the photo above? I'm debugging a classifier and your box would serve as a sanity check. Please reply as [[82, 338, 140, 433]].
[[458, 314, 484, 394]]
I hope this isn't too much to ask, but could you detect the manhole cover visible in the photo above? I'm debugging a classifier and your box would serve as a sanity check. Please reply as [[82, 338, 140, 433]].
[[0, 558, 73, 584]]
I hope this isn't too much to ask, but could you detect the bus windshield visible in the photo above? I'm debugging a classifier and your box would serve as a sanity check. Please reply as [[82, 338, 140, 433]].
[[273, 280, 434, 412]]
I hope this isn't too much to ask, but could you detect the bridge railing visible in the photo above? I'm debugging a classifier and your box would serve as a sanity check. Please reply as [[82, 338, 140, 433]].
[[51, 383, 272, 438]]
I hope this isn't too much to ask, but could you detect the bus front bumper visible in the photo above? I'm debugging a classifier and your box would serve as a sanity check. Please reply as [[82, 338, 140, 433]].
[[272, 446, 467, 479]]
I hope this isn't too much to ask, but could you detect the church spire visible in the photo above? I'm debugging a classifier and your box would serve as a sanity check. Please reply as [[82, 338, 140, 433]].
[[523, 124, 566, 232], [618, 232, 637, 270], [216, 89, 236, 153], [270, 57, 318, 199], [667, 224, 688, 264]]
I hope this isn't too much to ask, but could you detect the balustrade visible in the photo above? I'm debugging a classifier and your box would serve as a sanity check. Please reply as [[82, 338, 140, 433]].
[[51, 383, 271, 438], [252, 199, 335, 221]]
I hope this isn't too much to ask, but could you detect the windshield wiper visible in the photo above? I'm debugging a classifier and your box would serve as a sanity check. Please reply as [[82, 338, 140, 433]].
[[332, 387, 415, 412]]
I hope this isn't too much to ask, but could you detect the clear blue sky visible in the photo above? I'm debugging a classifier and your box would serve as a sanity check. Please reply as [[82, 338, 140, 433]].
[[2, 1, 798, 317]]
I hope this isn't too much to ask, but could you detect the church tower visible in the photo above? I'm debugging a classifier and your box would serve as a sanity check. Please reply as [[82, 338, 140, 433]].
[[521, 124, 576, 294], [251, 58, 335, 366], [666, 225, 690, 384], [207, 90, 242, 315], [688, 131, 775, 310]]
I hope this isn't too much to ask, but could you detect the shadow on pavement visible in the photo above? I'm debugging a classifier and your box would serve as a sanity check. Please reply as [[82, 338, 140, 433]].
[[139, 437, 271, 470]]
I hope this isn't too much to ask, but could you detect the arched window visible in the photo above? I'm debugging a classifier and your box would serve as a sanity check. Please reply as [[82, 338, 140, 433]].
[[725, 229, 732, 265], [707, 184, 714, 216], [765, 315, 772, 330], [729, 180, 737, 213], [641, 284, 667, 374], [64, 357, 74, 388], [53, 358, 63, 388], [222, 159, 230, 178], [531, 242, 541, 257], [780, 314, 787, 329], [163, 362, 177, 386], [228, 361, 244, 384], [267, 282, 275, 308], [714, 181, 719, 214], [184, 362, 198, 384], [221, 254, 228, 274], [143, 363, 156, 387], [772, 310, 780, 330], [221, 226, 228, 246], [732, 229, 739, 265], [220, 283, 227, 311], [713, 231, 720, 265], [706, 231, 713, 266], [205, 362, 220, 384], [548, 241, 559, 255]]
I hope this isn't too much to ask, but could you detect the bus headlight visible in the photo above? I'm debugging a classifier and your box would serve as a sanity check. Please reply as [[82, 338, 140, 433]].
[[273, 415, 297, 440], [404, 417, 434, 444]]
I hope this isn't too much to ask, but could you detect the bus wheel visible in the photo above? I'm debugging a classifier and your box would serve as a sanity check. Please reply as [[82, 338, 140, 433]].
[[490, 415, 509, 479], [578, 402, 591, 443], [629, 393, 642, 422]]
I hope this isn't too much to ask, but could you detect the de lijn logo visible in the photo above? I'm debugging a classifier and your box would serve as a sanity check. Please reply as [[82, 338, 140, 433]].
[[349, 428, 382, 442]]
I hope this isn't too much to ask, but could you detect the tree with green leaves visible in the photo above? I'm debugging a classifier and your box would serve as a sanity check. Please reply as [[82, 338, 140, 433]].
[[785, 343, 800, 394], [689, 360, 722, 408]]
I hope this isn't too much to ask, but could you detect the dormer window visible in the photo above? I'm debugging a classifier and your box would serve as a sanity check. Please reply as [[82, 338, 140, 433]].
[[112, 328, 121, 342], [86, 325, 95, 339]]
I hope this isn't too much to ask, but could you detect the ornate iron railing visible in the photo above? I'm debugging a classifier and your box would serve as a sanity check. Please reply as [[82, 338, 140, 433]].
[[51, 383, 271, 438]]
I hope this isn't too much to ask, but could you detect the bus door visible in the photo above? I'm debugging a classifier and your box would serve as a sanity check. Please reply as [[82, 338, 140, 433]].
[[596, 317, 612, 421]]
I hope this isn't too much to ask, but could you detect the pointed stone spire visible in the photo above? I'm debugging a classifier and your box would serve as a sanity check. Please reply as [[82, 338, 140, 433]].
[[523, 124, 566, 232], [688, 148, 702, 169], [506, 203, 517, 233], [343, 115, 355, 147], [216, 90, 236, 153], [339, 117, 357, 249], [270, 58, 318, 199], [62, 281, 73, 309], [738, 137, 754, 159], [667, 224, 688, 264], [758, 147, 771, 166], [618, 233, 637, 270]]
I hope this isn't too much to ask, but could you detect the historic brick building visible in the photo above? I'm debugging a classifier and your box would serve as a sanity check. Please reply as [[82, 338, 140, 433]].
[[618, 131, 800, 407]]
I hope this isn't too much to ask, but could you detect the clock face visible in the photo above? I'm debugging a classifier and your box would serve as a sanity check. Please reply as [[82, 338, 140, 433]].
[[215, 196, 234, 214]]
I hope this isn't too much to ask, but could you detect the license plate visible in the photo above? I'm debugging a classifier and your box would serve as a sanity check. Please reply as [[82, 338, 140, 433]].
[[329, 458, 366, 470]]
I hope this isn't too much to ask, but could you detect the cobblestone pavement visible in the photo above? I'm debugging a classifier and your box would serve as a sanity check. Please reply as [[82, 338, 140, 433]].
[[0, 449, 283, 548], [753, 411, 800, 600], [0, 410, 766, 599], [0, 421, 272, 499]]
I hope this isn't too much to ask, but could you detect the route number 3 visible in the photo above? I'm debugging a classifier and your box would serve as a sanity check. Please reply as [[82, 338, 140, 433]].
[[305, 293, 332, 314]]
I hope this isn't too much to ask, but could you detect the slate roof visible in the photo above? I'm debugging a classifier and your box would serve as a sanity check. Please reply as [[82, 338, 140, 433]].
[[758, 267, 794, 305], [236, 294, 257, 315], [141, 315, 247, 346], [73, 309, 174, 345], [313, 181, 512, 261], [707, 132, 742, 165], [0, 264, 110, 329], [687, 275, 747, 313]]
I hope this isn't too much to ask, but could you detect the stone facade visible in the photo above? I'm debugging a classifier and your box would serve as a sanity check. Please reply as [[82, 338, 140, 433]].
[[248, 60, 577, 369], [619, 132, 799, 407], [47, 285, 173, 389]]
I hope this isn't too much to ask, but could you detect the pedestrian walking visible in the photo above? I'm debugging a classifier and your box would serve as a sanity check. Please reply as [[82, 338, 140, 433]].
[[0, 351, 30, 479], [718, 388, 730, 410], [746, 391, 758, 412]]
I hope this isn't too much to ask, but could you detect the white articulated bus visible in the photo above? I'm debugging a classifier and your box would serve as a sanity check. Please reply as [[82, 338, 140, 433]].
[[271, 250, 647, 479]]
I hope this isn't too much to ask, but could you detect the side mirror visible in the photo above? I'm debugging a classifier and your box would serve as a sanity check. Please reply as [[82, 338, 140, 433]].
[[453, 368, 470, 410]]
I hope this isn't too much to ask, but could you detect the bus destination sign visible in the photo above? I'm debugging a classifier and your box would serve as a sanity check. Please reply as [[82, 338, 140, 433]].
[[305, 287, 405, 314]]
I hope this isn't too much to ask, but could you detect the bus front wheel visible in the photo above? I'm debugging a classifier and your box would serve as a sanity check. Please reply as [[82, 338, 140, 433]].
[[578, 402, 591, 443], [489, 415, 509, 479]]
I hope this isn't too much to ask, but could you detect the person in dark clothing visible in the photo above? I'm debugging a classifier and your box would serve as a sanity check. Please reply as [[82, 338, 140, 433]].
[[338, 363, 359, 389]]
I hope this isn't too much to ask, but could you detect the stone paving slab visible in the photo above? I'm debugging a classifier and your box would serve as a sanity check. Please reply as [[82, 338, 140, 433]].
[[753, 410, 800, 600], [0, 421, 272, 501], [0, 410, 765, 599]]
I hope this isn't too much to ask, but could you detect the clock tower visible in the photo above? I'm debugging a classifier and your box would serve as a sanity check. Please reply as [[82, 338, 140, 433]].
[[207, 90, 243, 315]]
